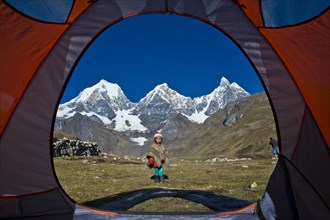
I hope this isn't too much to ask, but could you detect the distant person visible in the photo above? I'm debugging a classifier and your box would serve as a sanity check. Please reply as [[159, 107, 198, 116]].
[[269, 137, 279, 159], [146, 130, 169, 183]]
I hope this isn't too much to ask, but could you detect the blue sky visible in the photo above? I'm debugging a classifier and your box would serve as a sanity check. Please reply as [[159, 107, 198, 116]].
[[62, 14, 263, 103]]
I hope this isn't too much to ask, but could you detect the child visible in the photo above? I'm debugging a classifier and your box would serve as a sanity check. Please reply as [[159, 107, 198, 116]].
[[146, 130, 169, 183]]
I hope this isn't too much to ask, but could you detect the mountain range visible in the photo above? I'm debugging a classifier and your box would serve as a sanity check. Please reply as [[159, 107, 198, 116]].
[[54, 77, 276, 159]]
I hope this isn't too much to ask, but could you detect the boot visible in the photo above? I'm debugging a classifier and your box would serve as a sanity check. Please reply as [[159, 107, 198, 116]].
[[154, 176, 160, 183], [159, 175, 165, 183]]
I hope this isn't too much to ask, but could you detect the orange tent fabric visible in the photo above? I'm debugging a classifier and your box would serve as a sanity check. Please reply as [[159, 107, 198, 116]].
[[0, 1, 329, 219], [238, 0, 330, 147], [0, 4, 67, 134], [0, 1, 92, 135]]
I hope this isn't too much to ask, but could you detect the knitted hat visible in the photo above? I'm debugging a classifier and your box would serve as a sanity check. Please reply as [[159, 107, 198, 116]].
[[153, 129, 163, 139]]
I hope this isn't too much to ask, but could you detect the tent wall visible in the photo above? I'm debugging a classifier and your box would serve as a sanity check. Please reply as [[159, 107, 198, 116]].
[[0, 188, 74, 219], [1, 0, 329, 219], [0, 0, 93, 135], [291, 108, 330, 207], [258, 157, 330, 220], [0, 3, 68, 134], [260, 10, 330, 147]]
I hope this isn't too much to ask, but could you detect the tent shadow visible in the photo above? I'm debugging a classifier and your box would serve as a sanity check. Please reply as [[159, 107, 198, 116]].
[[82, 188, 251, 212]]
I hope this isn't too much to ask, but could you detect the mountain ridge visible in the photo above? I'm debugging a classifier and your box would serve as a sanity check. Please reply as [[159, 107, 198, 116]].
[[57, 77, 250, 129], [54, 77, 278, 159]]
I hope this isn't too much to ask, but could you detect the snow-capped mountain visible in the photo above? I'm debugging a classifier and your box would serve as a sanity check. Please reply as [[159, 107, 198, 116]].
[[133, 83, 196, 132], [57, 80, 147, 132], [190, 77, 250, 123], [55, 77, 250, 147], [57, 80, 131, 118]]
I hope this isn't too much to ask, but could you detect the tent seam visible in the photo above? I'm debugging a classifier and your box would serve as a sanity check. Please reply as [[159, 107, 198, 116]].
[[290, 104, 308, 161], [283, 156, 330, 211]]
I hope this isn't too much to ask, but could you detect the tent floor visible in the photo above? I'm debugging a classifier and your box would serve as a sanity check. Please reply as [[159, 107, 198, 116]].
[[75, 188, 259, 219]]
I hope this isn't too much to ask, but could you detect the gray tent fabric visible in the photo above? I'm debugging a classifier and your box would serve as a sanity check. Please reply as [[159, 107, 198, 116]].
[[257, 156, 330, 220], [257, 106, 330, 219], [0, 188, 74, 219], [1, 0, 329, 219], [291, 108, 330, 208], [83, 188, 251, 211]]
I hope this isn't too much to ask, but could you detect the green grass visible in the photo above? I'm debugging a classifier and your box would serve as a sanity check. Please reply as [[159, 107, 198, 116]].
[[54, 156, 276, 212]]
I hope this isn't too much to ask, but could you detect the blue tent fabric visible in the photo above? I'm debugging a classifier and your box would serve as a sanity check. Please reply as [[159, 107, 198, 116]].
[[6, 0, 73, 23], [261, 0, 330, 27]]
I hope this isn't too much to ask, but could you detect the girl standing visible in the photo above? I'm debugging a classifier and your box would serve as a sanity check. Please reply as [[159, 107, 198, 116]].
[[146, 130, 169, 183]]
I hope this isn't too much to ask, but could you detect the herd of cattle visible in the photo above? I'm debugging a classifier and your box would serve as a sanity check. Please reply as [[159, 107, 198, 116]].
[[52, 138, 101, 157]]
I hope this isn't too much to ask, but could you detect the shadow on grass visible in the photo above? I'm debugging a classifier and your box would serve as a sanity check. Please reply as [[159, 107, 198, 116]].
[[83, 188, 251, 212]]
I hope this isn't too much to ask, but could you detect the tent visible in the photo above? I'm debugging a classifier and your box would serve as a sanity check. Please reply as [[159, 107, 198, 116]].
[[1, 0, 329, 219]]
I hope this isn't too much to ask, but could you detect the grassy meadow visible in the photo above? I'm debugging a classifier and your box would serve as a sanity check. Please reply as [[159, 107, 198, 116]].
[[54, 156, 277, 212]]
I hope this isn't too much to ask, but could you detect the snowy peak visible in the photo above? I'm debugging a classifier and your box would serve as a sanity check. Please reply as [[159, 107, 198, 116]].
[[80, 79, 126, 101], [139, 82, 191, 107], [57, 79, 133, 120], [219, 76, 230, 87], [213, 77, 250, 97], [145, 83, 176, 99], [185, 77, 250, 123], [65, 79, 126, 105], [215, 77, 248, 93], [96, 79, 123, 99], [155, 83, 169, 91]]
